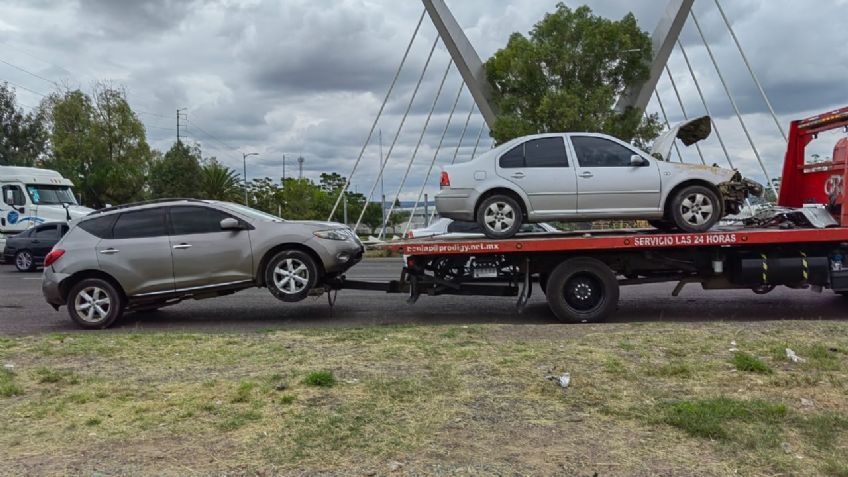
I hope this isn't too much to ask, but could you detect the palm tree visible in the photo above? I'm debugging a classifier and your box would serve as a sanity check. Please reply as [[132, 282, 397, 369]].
[[200, 159, 242, 201]]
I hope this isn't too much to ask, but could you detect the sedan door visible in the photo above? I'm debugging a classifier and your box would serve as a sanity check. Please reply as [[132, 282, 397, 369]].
[[96, 208, 175, 297], [168, 206, 254, 291], [495, 136, 577, 218], [569, 135, 662, 215], [30, 224, 59, 259]]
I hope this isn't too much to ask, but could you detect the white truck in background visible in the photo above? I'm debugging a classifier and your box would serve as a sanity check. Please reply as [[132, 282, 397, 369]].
[[0, 166, 94, 259]]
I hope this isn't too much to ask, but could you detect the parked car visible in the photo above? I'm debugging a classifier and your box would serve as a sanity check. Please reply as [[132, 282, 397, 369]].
[[408, 217, 558, 239], [42, 199, 363, 329], [436, 116, 763, 239], [3, 222, 69, 272]]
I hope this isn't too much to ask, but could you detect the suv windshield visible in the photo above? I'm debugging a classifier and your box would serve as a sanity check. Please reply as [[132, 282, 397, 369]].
[[215, 202, 284, 222], [26, 185, 78, 205]]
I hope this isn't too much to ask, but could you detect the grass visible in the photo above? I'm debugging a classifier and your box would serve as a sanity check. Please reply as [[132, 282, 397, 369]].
[[0, 321, 846, 476], [732, 351, 773, 374]]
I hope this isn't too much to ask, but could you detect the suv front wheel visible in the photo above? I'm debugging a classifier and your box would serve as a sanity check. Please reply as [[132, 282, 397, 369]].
[[67, 278, 125, 329], [265, 250, 319, 303]]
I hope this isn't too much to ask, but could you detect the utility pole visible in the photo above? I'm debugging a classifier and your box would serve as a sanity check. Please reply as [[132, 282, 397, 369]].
[[176, 108, 187, 144], [343, 193, 348, 227], [297, 156, 304, 179], [282, 155, 286, 184], [379, 129, 386, 238], [424, 193, 429, 227], [242, 152, 259, 205]]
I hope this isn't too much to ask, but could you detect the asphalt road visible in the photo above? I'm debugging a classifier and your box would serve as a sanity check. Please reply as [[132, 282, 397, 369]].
[[0, 258, 845, 335]]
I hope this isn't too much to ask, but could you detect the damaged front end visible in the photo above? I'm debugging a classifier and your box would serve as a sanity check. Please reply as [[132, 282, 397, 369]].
[[720, 172, 764, 215]]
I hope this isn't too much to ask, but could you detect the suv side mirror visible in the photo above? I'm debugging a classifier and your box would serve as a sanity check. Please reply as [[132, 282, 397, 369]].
[[5, 190, 15, 206], [220, 218, 242, 230], [630, 155, 648, 167]]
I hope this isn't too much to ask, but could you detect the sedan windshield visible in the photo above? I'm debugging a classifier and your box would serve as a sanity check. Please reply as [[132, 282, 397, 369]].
[[26, 185, 78, 205], [215, 202, 284, 222]]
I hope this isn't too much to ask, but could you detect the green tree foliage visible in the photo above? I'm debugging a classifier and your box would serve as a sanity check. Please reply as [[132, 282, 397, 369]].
[[200, 158, 242, 202], [0, 83, 47, 166], [149, 142, 202, 199], [485, 4, 662, 145], [44, 84, 152, 208]]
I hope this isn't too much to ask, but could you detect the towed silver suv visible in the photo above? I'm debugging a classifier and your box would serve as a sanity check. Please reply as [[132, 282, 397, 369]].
[[42, 199, 363, 329]]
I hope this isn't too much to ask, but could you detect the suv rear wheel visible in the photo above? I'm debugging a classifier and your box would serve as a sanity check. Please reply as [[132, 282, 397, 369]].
[[265, 250, 319, 303], [67, 278, 125, 329], [477, 194, 523, 239]]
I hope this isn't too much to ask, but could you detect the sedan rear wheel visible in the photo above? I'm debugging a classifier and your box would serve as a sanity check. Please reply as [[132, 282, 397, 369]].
[[477, 194, 522, 239], [265, 250, 319, 303], [15, 250, 36, 272], [669, 185, 721, 233]]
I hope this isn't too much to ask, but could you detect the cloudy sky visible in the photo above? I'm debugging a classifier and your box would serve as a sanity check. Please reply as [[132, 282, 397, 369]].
[[1, 0, 847, 206]]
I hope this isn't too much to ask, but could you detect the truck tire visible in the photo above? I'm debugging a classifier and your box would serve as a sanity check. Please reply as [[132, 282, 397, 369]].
[[669, 185, 721, 233], [66, 278, 125, 329], [477, 194, 523, 239], [15, 250, 36, 272], [265, 250, 318, 303], [545, 257, 619, 323]]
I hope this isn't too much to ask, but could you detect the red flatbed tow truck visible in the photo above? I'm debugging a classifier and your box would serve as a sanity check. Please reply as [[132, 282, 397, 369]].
[[339, 107, 848, 323]]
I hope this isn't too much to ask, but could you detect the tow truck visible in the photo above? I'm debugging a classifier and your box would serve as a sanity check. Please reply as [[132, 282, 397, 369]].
[[334, 107, 848, 323]]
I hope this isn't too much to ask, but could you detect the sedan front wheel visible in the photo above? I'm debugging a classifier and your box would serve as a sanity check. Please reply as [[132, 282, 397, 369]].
[[669, 185, 721, 233]]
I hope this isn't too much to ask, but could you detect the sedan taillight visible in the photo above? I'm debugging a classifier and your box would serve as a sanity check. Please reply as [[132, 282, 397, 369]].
[[44, 249, 65, 268], [406, 231, 414, 239], [440, 171, 450, 187]]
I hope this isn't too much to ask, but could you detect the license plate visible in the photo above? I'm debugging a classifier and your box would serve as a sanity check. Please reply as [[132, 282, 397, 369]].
[[473, 268, 498, 278]]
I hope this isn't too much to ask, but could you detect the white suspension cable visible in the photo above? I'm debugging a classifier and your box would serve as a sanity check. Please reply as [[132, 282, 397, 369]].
[[665, 65, 706, 165], [450, 101, 475, 165], [691, 11, 777, 198], [356, 36, 441, 232], [654, 90, 685, 163], [677, 39, 734, 169], [328, 9, 426, 221], [404, 80, 465, 236], [714, 0, 787, 141]]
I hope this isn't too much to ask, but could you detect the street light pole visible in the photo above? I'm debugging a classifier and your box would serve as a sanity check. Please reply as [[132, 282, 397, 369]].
[[242, 152, 259, 205]]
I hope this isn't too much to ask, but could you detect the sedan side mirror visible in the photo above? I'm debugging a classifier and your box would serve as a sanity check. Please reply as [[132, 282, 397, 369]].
[[220, 218, 242, 230], [630, 155, 648, 167], [5, 190, 15, 206]]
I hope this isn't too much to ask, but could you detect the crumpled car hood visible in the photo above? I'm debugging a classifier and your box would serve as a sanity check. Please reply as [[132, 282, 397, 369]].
[[651, 116, 712, 161]]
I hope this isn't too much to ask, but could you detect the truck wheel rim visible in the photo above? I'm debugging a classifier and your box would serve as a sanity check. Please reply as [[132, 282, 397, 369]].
[[273, 258, 309, 295], [484, 202, 515, 232], [16, 252, 32, 270], [564, 273, 603, 312], [680, 193, 714, 226], [74, 286, 111, 323]]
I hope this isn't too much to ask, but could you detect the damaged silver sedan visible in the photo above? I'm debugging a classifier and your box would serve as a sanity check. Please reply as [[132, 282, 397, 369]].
[[436, 116, 763, 238]]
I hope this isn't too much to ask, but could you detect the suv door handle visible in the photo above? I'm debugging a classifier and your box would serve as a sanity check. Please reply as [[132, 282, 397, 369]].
[[99, 248, 119, 255], [579, 171, 594, 178], [511, 172, 526, 179], [173, 244, 192, 250]]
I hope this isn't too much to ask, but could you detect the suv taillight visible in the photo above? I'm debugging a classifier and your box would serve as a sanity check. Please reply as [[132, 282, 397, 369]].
[[440, 171, 450, 187], [44, 249, 65, 268]]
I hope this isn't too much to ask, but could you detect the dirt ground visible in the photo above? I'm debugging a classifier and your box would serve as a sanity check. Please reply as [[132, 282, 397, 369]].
[[1, 320, 847, 476]]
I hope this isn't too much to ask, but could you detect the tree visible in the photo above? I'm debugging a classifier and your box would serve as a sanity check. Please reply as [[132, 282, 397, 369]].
[[149, 141, 202, 199], [0, 83, 47, 166], [485, 4, 661, 146], [200, 158, 242, 201], [44, 84, 151, 208]]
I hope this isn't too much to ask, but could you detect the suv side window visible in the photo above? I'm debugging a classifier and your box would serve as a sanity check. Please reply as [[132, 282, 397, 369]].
[[499, 144, 524, 168], [112, 208, 168, 239], [169, 206, 234, 235], [525, 138, 568, 167], [79, 214, 118, 239], [572, 136, 639, 167], [34, 225, 58, 239], [2, 185, 26, 206]]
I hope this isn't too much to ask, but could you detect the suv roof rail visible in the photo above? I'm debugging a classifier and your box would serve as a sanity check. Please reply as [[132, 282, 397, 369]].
[[87, 198, 207, 216]]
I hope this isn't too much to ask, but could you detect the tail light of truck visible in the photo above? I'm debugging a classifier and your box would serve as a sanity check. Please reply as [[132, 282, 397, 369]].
[[440, 171, 450, 188], [406, 231, 414, 239], [44, 249, 65, 268]]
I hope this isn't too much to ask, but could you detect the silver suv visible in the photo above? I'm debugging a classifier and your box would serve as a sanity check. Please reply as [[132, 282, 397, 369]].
[[436, 117, 762, 238], [42, 199, 363, 329]]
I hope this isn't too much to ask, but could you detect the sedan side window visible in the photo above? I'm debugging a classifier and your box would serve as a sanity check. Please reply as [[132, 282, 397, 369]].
[[170, 206, 234, 235], [112, 208, 168, 239], [34, 225, 58, 239], [499, 138, 569, 168], [499, 144, 524, 168], [572, 136, 640, 168]]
